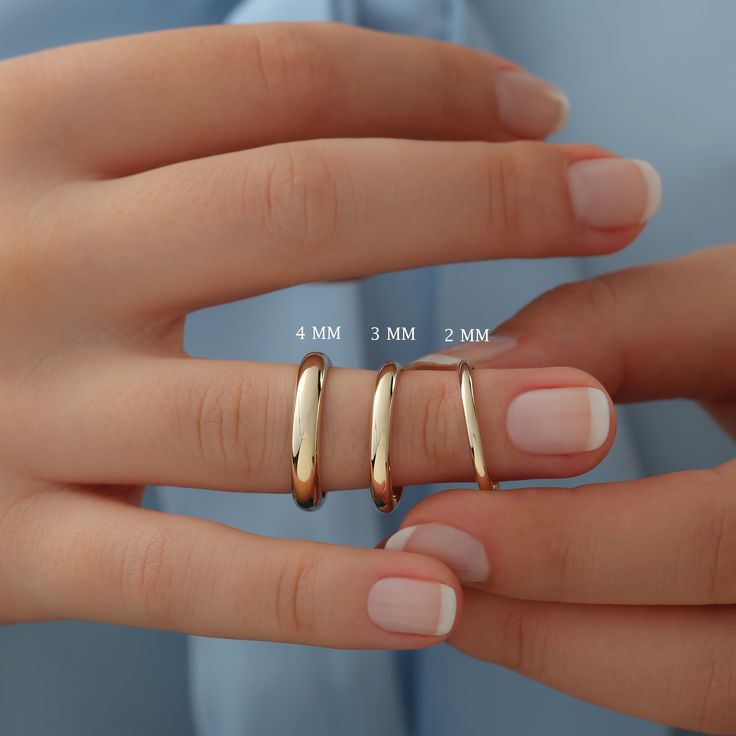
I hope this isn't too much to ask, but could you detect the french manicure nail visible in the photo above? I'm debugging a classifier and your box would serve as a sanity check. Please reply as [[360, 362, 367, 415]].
[[496, 70, 570, 138], [567, 158, 662, 229], [411, 335, 518, 367], [506, 386, 610, 455], [367, 578, 456, 636], [385, 524, 489, 583]]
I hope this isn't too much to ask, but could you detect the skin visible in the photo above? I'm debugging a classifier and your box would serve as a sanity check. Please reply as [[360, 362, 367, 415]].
[[0, 16, 704, 730], [0, 23, 630, 648], [397, 244, 736, 733]]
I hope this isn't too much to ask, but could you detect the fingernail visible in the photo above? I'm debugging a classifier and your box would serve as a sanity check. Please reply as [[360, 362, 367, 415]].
[[496, 70, 570, 138], [386, 524, 489, 583], [367, 578, 456, 636], [567, 158, 662, 229], [507, 386, 610, 455], [410, 335, 518, 367]]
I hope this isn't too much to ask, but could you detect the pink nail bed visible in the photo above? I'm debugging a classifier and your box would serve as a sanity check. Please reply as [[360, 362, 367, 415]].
[[366, 578, 456, 636], [385, 524, 489, 583], [506, 386, 610, 455], [567, 158, 662, 229]]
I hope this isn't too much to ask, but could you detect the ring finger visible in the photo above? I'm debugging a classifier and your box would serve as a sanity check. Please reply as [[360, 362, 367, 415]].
[[9, 356, 616, 492]]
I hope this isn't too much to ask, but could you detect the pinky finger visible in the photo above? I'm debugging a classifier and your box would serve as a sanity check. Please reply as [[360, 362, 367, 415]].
[[8, 486, 460, 649], [451, 590, 736, 734]]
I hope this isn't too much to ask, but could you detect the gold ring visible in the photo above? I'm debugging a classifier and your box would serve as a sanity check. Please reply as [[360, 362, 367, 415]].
[[369, 361, 403, 513], [405, 358, 499, 491], [291, 352, 332, 511], [457, 360, 499, 491]]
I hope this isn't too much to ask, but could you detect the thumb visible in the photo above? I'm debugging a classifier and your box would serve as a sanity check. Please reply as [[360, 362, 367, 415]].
[[412, 243, 736, 405]]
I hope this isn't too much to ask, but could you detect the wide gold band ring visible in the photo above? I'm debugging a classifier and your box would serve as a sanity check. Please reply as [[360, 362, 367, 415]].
[[291, 351, 332, 511], [369, 361, 403, 513], [406, 358, 499, 491]]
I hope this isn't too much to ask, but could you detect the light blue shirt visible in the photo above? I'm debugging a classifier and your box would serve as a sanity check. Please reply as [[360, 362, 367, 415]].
[[0, 2, 733, 735]]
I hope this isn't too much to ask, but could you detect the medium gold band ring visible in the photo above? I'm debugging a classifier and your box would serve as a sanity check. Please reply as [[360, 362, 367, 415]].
[[369, 361, 403, 513], [405, 358, 499, 492], [291, 351, 332, 511]]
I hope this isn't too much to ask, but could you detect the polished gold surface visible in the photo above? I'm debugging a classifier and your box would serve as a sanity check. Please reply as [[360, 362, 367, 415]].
[[405, 358, 499, 491], [291, 352, 332, 511], [369, 361, 403, 513], [457, 360, 499, 491]]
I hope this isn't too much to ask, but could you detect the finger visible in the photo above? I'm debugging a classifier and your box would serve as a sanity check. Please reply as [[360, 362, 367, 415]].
[[3, 23, 568, 176], [69, 141, 658, 315], [12, 354, 615, 491], [421, 243, 736, 403], [451, 591, 736, 734], [7, 486, 460, 647], [382, 459, 736, 604]]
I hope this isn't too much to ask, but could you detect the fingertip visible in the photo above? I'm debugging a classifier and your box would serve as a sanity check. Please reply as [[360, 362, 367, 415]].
[[495, 70, 570, 139], [384, 522, 491, 585]]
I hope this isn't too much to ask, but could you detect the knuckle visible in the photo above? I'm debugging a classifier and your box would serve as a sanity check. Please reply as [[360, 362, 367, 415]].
[[246, 143, 341, 261], [531, 274, 627, 393], [542, 275, 618, 321], [482, 143, 528, 235], [114, 523, 183, 623], [247, 25, 339, 114], [184, 369, 254, 476], [684, 644, 736, 734], [430, 42, 493, 121], [272, 548, 320, 639], [497, 605, 553, 678], [431, 38, 467, 81], [546, 534, 590, 599], [697, 468, 736, 600], [0, 489, 58, 622]]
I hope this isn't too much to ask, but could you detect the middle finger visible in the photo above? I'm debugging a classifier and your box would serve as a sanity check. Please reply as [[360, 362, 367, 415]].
[[67, 139, 659, 317]]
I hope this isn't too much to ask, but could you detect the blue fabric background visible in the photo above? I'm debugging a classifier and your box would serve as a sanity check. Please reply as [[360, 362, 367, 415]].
[[0, 1, 733, 735]]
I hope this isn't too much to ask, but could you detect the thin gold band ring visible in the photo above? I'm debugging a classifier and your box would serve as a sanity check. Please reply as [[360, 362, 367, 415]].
[[369, 361, 403, 513], [457, 360, 499, 491], [405, 358, 499, 492], [291, 351, 332, 511]]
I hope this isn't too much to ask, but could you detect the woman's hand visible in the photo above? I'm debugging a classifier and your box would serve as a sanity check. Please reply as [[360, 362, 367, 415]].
[[384, 244, 736, 732], [0, 22, 657, 649]]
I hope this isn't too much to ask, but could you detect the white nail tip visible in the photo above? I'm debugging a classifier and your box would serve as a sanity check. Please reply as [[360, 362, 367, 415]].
[[409, 353, 460, 366], [585, 387, 610, 451], [384, 525, 417, 551], [435, 584, 457, 636], [632, 159, 662, 221], [546, 86, 571, 135]]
